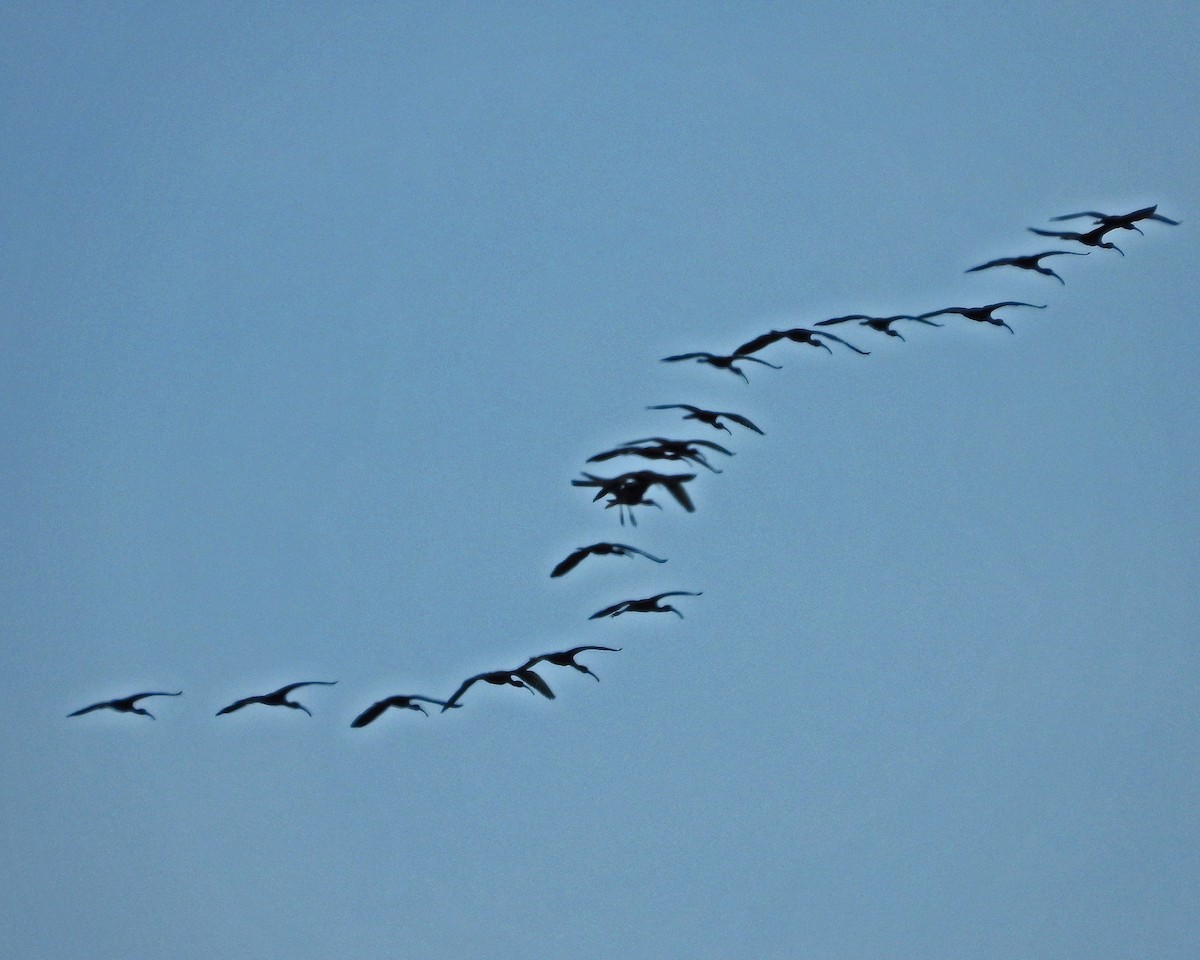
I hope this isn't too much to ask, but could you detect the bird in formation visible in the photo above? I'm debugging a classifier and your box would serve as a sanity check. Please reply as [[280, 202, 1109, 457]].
[[350, 694, 461, 727], [814, 313, 943, 341], [441, 668, 555, 711], [1048, 204, 1179, 234], [588, 437, 733, 473], [964, 250, 1089, 285], [589, 590, 702, 620], [519, 645, 622, 681], [914, 301, 1045, 333], [216, 681, 337, 717], [647, 403, 765, 435], [68, 690, 182, 719], [660, 351, 781, 383], [1027, 224, 1124, 255], [733, 327, 869, 357], [550, 542, 667, 578], [573, 469, 696, 525]]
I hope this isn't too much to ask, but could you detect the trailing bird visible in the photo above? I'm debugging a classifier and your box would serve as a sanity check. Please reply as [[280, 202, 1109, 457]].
[[441, 668, 555, 711], [1049, 204, 1179, 235], [589, 590, 702, 620], [519, 645, 622, 681], [660, 351, 782, 383], [965, 250, 1089, 284], [733, 327, 869, 357], [550, 542, 667, 578], [914, 301, 1045, 333], [588, 437, 733, 473], [68, 690, 181, 719], [1027, 224, 1124, 255], [647, 404, 764, 436], [814, 313, 943, 341], [350, 695, 461, 727], [216, 681, 337, 717]]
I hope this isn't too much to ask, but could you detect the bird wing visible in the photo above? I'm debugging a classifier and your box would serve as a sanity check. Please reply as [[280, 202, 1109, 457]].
[[621, 545, 667, 563], [733, 331, 784, 355], [129, 691, 182, 703], [67, 701, 111, 717], [565, 645, 623, 656], [991, 301, 1045, 310], [720, 411, 763, 434], [442, 675, 486, 710], [589, 600, 630, 619], [408, 695, 459, 709], [687, 439, 734, 455], [350, 699, 394, 728], [661, 352, 711, 362], [647, 403, 697, 413], [814, 314, 871, 326], [216, 695, 261, 715], [550, 547, 592, 578], [1049, 211, 1107, 222], [279, 680, 337, 695], [657, 475, 696, 511], [653, 591, 703, 601], [515, 669, 555, 700], [813, 330, 870, 354], [965, 257, 1009, 271], [738, 355, 783, 369]]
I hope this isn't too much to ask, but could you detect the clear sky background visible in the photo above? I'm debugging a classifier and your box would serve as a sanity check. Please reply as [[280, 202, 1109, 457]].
[[3, 3, 1197, 958]]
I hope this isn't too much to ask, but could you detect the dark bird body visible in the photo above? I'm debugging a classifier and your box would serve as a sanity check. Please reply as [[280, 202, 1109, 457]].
[[915, 301, 1045, 333], [733, 327, 869, 357], [647, 404, 764, 436], [572, 470, 696, 525], [550, 542, 667, 578], [965, 250, 1088, 285], [441, 668, 555, 711], [814, 313, 943, 341], [68, 690, 181, 719], [1027, 224, 1124, 255], [520, 645, 622, 681], [589, 590, 702, 620], [216, 681, 337, 717], [660, 351, 781, 383], [350, 695, 460, 727]]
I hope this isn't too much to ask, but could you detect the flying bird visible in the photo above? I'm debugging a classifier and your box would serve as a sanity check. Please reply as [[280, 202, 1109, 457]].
[[914, 301, 1045, 333], [733, 327, 869, 357], [647, 404, 764, 436], [660, 351, 782, 383], [519, 645, 622, 681], [964, 250, 1089, 284], [68, 690, 182, 719], [589, 590, 702, 620], [588, 437, 733, 473], [350, 694, 461, 727], [572, 470, 697, 525], [1049, 204, 1179, 234], [1027, 224, 1124, 255], [441, 668, 555, 712], [814, 313, 943, 341], [550, 542, 667, 578], [216, 681, 337, 717]]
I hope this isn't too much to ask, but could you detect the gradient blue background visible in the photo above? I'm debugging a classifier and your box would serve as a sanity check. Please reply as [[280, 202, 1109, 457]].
[[3, 3, 1197, 957]]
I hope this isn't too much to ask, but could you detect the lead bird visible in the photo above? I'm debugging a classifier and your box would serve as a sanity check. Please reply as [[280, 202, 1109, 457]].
[[589, 590, 702, 620], [216, 681, 337, 717], [441, 667, 555, 711], [914, 301, 1045, 333], [647, 404, 764, 436], [550, 542, 667, 578], [1049, 204, 1179, 234], [660, 351, 781, 383], [733, 327, 869, 357], [519, 645, 622, 681], [68, 690, 181, 719], [964, 250, 1088, 285], [350, 694, 461, 727]]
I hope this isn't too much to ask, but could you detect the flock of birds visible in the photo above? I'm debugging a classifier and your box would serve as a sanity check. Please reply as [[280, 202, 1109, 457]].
[[68, 204, 1179, 728]]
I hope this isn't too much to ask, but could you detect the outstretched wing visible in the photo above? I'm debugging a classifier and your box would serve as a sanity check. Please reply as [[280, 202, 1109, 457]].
[[441, 675, 485, 711], [1049, 210, 1107, 222], [733, 331, 784, 355], [814, 313, 871, 327], [965, 256, 1010, 272], [67, 700, 112, 717], [652, 591, 703, 601], [719, 411, 764, 434], [350, 699, 395, 728], [661, 352, 712, 362], [515, 669, 555, 700], [216, 695, 260, 716], [619, 545, 667, 563], [129, 691, 182, 704], [812, 330, 869, 354], [564, 645, 623, 656], [550, 546, 593, 578], [657, 474, 696, 511], [279, 680, 337, 696], [589, 600, 630, 619]]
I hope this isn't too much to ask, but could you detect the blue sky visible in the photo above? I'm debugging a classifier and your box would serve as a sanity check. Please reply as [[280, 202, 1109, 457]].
[[3, 3, 1197, 958]]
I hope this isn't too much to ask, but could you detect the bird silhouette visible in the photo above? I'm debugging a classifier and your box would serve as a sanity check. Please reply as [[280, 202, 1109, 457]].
[[441, 668, 555, 711], [660, 351, 782, 383], [216, 681, 337, 717], [519, 645, 622, 681], [589, 590, 702, 620], [814, 313, 943, 341], [915, 301, 1045, 334], [350, 694, 461, 727], [964, 250, 1089, 285], [1027, 224, 1124, 255], [572, 470, 696, 525], [588, 437, 733, 473], [1049, 204, 1179, 235], [733, 327, 869, 357], [550, 542, 667, 578], [647, 404, 764, 435], [68, 690, 181, 719]]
